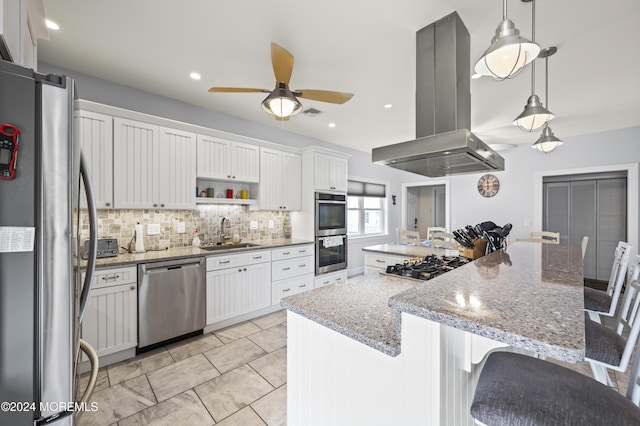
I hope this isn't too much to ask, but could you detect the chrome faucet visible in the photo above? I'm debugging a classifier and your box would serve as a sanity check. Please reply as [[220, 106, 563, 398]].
[[220, 217, 231, 244]]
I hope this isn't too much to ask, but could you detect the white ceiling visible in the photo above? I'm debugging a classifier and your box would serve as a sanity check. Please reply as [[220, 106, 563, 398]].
[[39, 0, 640, 154]]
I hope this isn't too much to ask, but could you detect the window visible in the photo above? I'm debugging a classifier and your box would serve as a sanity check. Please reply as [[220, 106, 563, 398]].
[[347, 179, 387, 237]]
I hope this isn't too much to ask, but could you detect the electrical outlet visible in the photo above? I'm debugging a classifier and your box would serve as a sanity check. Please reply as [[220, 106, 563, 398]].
[[147, 223, 161, 235], [250, 221, 258, 230], [176, 222, 186, 234], [524, 219, 532, 228], [268, 220, 274, 229]]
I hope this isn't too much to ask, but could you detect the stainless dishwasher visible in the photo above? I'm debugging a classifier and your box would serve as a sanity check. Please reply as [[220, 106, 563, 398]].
[[138, 257, 205, 349]]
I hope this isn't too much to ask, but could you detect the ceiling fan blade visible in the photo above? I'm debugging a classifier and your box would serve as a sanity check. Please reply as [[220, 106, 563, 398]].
[[271, 42, 294, 85], [208, 87, 269, 93], [295, 89, 354, 104]]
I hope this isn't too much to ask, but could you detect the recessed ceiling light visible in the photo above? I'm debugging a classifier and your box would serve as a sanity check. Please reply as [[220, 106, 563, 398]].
[[328, 123, 336, 128], [384, 104, 393, 109], [46, 20, 60, 30], [471, 73, 483, 80], [189, 72, 201, 80]]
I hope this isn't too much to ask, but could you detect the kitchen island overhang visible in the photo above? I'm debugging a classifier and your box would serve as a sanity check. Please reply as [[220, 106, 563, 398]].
[[282, 242, 585, 426]]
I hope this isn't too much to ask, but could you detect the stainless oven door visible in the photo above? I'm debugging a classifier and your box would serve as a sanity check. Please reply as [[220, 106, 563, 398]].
[[315, 235, 348, 274], [315, 200, 347, 236]]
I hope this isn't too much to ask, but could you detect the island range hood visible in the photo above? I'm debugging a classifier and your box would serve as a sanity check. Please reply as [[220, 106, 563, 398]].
[[372, 12, 504, 177]]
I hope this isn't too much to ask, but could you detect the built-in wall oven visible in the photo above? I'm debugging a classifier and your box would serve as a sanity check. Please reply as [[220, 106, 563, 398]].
[[315, 192, 348, 274], [316, 234, 348, 274], [315, 192, 347, 236]]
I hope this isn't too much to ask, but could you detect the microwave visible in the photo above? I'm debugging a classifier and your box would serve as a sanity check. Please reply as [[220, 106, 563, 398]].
[[315, 192, 347, 236]]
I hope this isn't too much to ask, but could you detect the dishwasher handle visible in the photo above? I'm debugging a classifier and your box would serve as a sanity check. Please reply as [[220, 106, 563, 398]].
[[141, 259, 204, 276]]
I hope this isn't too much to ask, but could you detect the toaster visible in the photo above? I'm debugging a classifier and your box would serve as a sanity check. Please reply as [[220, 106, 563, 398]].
[[83, 238, 119, 259]]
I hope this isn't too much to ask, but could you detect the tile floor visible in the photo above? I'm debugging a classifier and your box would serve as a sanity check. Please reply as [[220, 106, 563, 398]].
[[79, 309, 636, 426], [78, 310, 288, 426]]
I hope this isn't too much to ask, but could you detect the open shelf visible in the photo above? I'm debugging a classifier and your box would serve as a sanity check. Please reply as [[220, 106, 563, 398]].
[[195, 197, 257, 205]]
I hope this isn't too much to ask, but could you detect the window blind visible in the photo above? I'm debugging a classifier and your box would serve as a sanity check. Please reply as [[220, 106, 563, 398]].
[[347, 180, 386, 197]]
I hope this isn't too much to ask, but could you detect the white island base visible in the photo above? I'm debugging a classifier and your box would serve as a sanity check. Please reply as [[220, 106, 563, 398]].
[[286, 310, 510, 426]]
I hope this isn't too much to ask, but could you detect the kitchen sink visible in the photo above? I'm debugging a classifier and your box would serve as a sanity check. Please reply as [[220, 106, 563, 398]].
[[199, 243, 260, 252]]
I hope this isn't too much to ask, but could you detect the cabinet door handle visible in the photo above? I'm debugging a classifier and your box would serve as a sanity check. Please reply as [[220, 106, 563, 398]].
[[282, 251, 290, 255], [298, 264, 306, 268], [160, 204, 165, 207], [227, 175, 231, 178], [220, 260, 230, 264], [322, 280, 330, 285], [376, 259, 385, 263], [283, 288, 291, 292], [153, 204, 158, 207], [130, 285, 135, 291], [106, 202, 111, 207], [238, 269, 242, 272], [299, 284, 306, 288], [232, 176, 236, 179], [252, 256, 262, 260], [282, 267, 290, 271]]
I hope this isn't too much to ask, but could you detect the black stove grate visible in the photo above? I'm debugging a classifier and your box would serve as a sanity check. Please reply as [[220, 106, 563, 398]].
[[382, 255, 471, 281]]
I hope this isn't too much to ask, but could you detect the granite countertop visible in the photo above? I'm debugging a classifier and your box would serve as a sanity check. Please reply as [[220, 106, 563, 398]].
[[283, 242, 585, 363], [86, 238, 313, 269]]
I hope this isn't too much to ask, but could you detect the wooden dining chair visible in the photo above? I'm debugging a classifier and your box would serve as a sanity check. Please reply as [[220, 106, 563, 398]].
[[426, 226, 447, 239], [431, 232, 458, 249], [397, 228, 420, 245], [517, 231, 560, 244]]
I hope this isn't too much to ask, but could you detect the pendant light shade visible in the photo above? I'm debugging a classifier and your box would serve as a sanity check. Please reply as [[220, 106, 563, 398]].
[[513, 0, 554, 131], [514, 94, 555, 131], [475, 0, 540, 80], [531, 46, 562, 153], [261, 82, 302, 118], [532, 123, 562, 152]]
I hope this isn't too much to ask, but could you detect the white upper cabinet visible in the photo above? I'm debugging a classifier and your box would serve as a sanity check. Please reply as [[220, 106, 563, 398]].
[[314, 152, 348, 192], [0, 0, 46, 68], [76, 110, 113, 208], [113, 118, 159, 209], [197, 135, 259, 183], [158, 127, 196, 210], [259, 147, 301, 211], [113, 118, 196, 209]]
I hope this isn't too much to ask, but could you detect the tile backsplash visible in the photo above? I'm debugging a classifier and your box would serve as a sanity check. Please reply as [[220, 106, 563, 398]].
[[80, 206, 293, 251]]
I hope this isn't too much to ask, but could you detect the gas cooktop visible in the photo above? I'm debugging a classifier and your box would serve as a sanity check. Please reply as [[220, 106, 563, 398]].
[[380, 254, 471, 282]]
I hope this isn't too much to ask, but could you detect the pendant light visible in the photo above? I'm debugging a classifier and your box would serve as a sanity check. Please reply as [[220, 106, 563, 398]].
[[475, 0, 540, 80], [513, 0, 554, 131], [532, 46, 563, 153]]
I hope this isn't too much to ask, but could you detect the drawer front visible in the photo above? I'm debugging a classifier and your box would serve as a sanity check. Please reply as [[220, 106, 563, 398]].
[[271, 244, 314, 261], [363, 253, 406, 270], [314, 269, 347, 289], [87, 266, 137, 289], [272, 274, 314, 305], [207, 249, 271, 271], [272, 255, 314, 281]]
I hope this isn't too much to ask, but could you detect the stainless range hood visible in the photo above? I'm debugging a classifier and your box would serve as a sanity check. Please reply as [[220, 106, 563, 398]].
[[372, 12, 504, 177]]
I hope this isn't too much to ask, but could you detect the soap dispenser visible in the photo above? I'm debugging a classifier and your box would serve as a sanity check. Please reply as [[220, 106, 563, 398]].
[[192, 227, 201, 247]]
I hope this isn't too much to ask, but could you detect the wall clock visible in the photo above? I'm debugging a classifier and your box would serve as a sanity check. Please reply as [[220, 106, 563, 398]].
[[477, 174, 500, 198]]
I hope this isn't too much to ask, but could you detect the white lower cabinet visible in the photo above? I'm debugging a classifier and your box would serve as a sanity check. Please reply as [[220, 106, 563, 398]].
[[206, 250, 272, 325], [82, 266, 137, 359], [272, 244, 315, 305], [314, 269, 348, 289], [363, 252, 408, 274]]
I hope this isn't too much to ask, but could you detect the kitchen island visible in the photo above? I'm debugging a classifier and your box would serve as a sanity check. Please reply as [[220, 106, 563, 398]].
[[282, 242, 584, 426]]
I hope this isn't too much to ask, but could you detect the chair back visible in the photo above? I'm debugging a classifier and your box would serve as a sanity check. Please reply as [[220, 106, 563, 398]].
[[426, 226, 447, 239], [613, 256, 640, 376], [581, 236, 589, 260], [606, 242, 633, 299], [431, 232, 458, 249], [517, 231, 560, 244], [397, 228, 420, 244]]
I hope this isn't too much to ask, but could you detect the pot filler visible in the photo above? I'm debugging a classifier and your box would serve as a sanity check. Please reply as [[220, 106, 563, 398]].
[[372, 12, 505, 177]]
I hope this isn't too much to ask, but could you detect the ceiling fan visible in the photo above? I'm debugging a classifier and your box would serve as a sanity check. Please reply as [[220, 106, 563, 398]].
[[208, 42, 354, 121]]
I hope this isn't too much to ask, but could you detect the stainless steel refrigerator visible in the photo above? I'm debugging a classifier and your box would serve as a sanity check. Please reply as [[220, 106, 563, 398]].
[[0, 60, 99, 425]]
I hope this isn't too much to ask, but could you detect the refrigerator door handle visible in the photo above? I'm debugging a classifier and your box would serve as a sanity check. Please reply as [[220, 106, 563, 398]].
[[78, 151, 98, 322]]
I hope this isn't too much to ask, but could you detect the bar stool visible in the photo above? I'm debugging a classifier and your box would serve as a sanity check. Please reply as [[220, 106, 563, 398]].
[[584, 241, 633, 323], [470, 350, 640, 426], [585, 255, 640, 386], [431, 231, 458, 249], [516, 231, 560, 244], [426, 226, 447, 239]]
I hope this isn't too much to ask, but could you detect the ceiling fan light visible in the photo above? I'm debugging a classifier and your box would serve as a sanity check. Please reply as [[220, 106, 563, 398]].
[[474, 18, 540, 80], [513, 94, 554, 131], [532, 124, 563, 153], [261, 83, 302, 118]]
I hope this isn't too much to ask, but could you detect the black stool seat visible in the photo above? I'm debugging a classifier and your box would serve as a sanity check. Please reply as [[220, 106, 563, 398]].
[[584, 287, 612, 312], [471, 351, 640, 426], [585, 317, 626, 366]]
